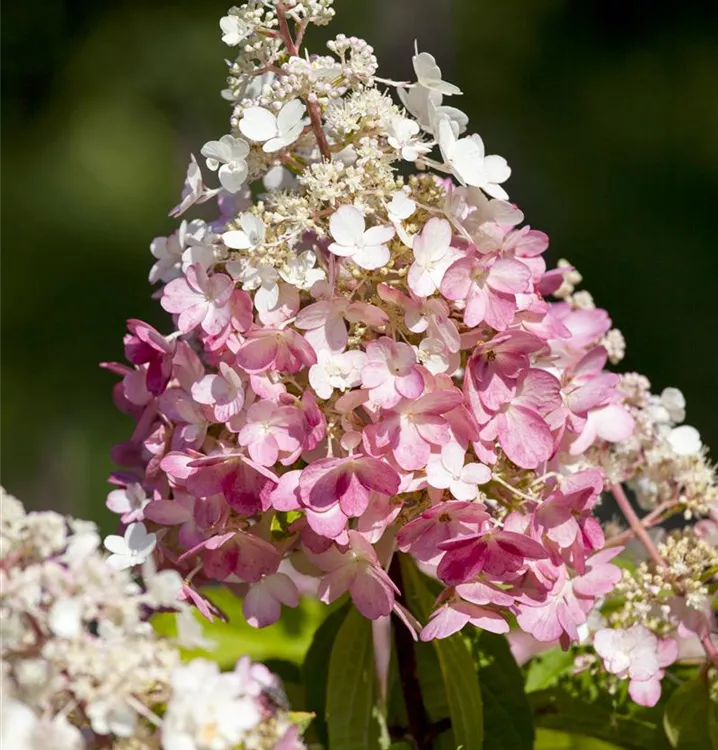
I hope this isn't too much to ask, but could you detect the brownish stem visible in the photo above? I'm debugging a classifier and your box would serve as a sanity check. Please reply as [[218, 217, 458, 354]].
[[389, 555, 432, 750], [611, 483, 666, 569]]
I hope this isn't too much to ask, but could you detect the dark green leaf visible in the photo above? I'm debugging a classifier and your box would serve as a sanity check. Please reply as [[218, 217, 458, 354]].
[[524, 647, 576, 693], [325, 606, 382, 750], [400, 555, 484, 750], [663, 676, 718, 749], [530, 687, 670, 750], [535, 728, 626, 750], [468, 630, 534, 750], [303, 602, 350, 748]]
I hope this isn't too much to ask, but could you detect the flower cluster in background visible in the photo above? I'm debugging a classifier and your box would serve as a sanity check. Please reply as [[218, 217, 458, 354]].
[[0, 489, 305, 750], [97, 0, 717, 713]]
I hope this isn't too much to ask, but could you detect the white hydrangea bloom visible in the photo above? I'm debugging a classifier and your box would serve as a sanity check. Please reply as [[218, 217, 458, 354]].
[[103, 522, 157, 571], [668, 425, 702, 456], [437, 117, 511, 199], [220, 14, 250, 46], [162, 660, 262, 750], [222, 212, 266, 250], [386, 116, 431, 162], [239, 99, 306, 153], [309, 349, 367, 399], [327, 204, 395, 270], [279, 250, 326, 290], [200, 135, 250, 193], [411, 42, 462, 96]]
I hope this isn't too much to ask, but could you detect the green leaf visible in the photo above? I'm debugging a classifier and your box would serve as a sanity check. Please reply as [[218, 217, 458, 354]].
[[468, 630, 533, 750], [153, 586, 326, 669], [400, 555, 484, 750], [325, 606, 382, 750], [303, 602, 350, 748], [535, 728, 626, 750], [288, 711, 316, 735], [524, 647, 576, 693], [530, 687, 670, 750], [663, 676, 718, 749]]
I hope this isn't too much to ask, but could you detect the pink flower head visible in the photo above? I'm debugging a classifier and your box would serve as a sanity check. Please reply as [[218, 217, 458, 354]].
[[437, 528, 549, 586], [243, 572, 300, 628], [235, 327, 317, 374], [533, 470, 604, 551], [299, 455, 400, 520], [362, 337, 424, 408], [315, 531, 399, 619], [396, 500, 491, 564], [191, 361, 245, 422], [124, 319, 176, 395], [203, 529, 281, 583], [593, 625, 677, 707], [187, 454, 277, 516], [465, 330, 545, 412], [161, 263, 234, 335], [237, 400, 305, 467], [441, 253, 531, 329]]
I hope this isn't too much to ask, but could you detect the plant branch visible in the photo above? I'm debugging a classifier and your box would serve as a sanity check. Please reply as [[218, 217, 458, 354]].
[[389, 555, 432, 750], [611, 483, 666, 569]]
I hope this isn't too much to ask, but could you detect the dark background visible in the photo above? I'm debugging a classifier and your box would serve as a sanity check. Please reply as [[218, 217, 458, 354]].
[[3, 0, 717, 529]]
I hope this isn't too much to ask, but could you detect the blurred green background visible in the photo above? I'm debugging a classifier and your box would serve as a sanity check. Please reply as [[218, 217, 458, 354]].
[[3, 0, 717, 529]]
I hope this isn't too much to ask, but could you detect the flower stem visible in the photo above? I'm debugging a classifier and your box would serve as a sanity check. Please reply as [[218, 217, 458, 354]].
[[389, 555, 432, 750], [611, 483, 666, 569]]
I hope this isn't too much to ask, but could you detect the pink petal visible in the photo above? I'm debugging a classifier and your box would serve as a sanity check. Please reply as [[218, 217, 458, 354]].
[[420, 605, 471, 641], [349, 566, 395, 619], [498, 405, 554, 470]]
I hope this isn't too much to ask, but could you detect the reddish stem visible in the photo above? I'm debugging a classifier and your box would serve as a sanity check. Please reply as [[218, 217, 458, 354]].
[[275, 3, 330, 160], [605, 500, 678, 548], [611, 483, 666, 569]]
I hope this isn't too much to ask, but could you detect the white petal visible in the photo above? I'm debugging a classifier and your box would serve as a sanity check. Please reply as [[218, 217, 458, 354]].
[[277, 99, 306, 134], [329, 205, 366, 246], [668, 425, 702, 456], [239, 106, 278, 142]]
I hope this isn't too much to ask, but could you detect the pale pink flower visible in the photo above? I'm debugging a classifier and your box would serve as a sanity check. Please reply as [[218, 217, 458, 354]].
[[243, 573, 299, 627], [441, 253, 531, 329], [362, 337, 424, 408], [298, 455, 400, 520], [593, 625, 677, 707], [106, 482, 150, 523], [161, 264, 234, 335], [296, 297, 389, 353], [407, 217, 458, 297], [315, 531, 399, 619], [191, 362, 245, 422], [365, 389, 464, 471], [237, 400, 305, 467], [234, 328, 317, 374]]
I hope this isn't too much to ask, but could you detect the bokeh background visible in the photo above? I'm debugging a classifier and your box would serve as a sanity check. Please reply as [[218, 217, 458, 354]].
[[3, 0, 718, 531]]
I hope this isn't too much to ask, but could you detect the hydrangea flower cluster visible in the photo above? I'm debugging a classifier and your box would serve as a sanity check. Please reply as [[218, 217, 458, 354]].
[[103, 0, 717, 712], [0, 489, 305, 750]]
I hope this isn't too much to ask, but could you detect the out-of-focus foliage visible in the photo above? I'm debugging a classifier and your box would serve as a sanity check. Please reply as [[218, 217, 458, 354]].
[[2, 0, 717, 527]]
